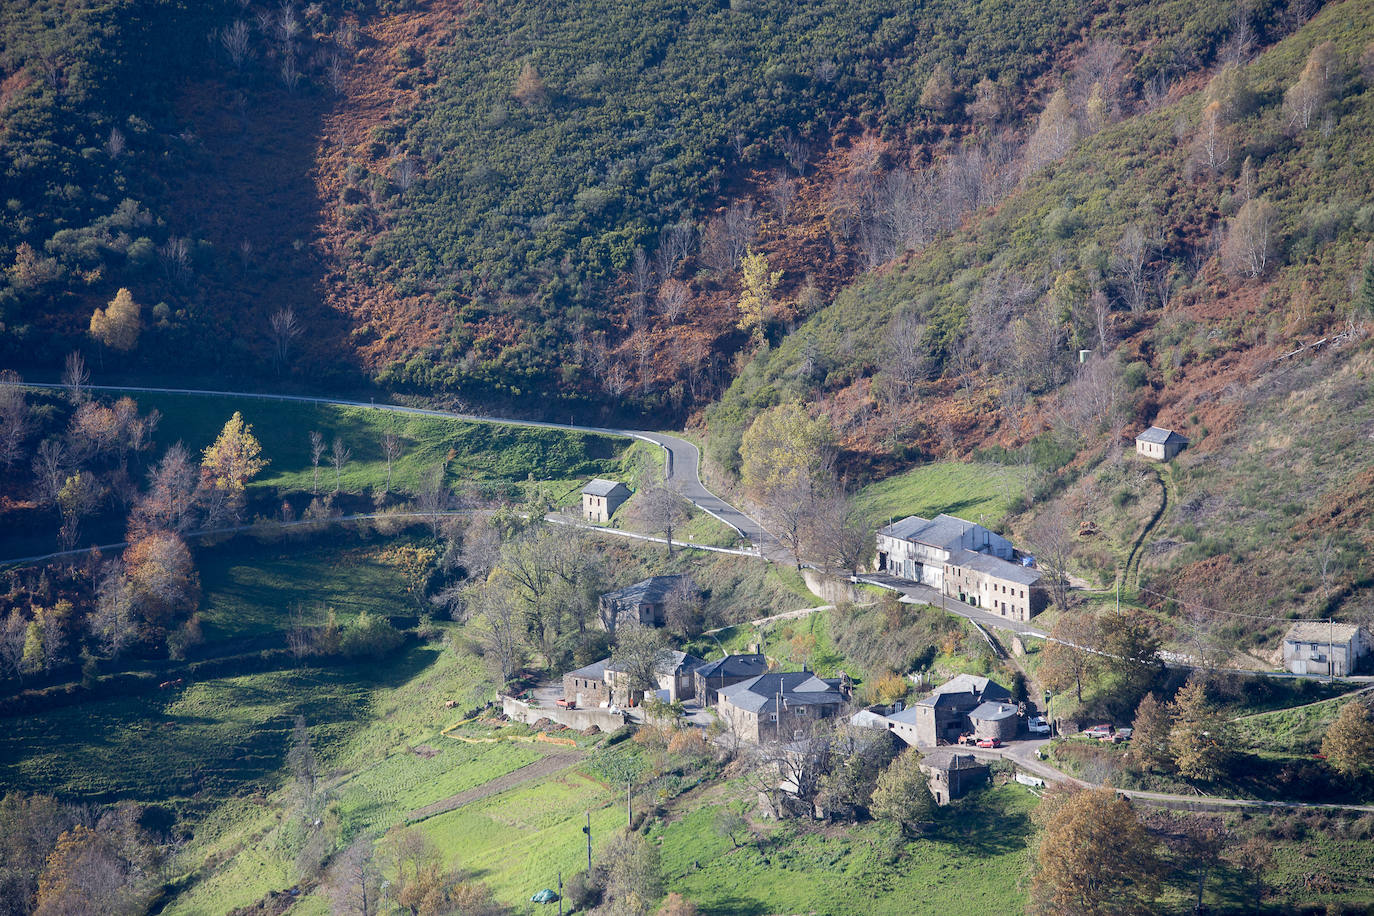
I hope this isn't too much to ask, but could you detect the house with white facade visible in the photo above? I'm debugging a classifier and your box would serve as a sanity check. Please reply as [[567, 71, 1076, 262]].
[[1282, 622, 1368, 677], [874, 514, 1013, 589]]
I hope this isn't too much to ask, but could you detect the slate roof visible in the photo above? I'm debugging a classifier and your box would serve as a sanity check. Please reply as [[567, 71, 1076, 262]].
[[946, 549, 1044, 586], [605, 650, 705, 677], [969, 701, 1020, 722], [718, 671, 846, 716], [1285, 622, 1362, 644], [921, 750, 989, 771], [602, 575, 685, 607], [879, 514, 984, 551], [913, 674, 1012, 710], [695, 653, 768, 680], [1136, 426, 1187, 445], [582, 478, 630, 497], [568, 659, 608, 680]]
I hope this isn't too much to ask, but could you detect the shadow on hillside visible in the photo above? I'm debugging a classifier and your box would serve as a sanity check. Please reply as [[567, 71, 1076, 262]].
[[930, 792, 1029, 857]]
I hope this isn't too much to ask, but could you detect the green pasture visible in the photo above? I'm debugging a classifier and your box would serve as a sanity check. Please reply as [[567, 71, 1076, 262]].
[[853, 462, 1031, 531]]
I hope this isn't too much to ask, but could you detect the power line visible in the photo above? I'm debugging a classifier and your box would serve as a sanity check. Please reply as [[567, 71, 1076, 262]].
[[1136, 585, 1330, 624]]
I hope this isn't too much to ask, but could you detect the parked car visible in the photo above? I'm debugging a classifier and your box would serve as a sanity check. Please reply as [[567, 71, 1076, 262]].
[[1027, 716, 1051, 736], [975, 737, 1002, 748], [555, 698, 576, 709], [957, 734, 978, 746], [1107, 727, 1133, 743], [1084, 724, 1116, 740]]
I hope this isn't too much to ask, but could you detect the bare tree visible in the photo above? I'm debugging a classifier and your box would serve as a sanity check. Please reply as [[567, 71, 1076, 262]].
[[380, 425, 403, 493], [269, 307, 301, 374], [631, 473, 688, 552], [31, 439, 68, 507], [769, 169, 796, 223], [470, 583, 526, 688], [308, 430, 325, 495], [392, 158, 417, 197], [0, 372, 30, 468], [325, 837, 380, 916], [805, 491, 873, 576], [1112, 224, 1150, 312], [281, 54, 301, 92], [781, 131, 810, 176], [1220, 198, 1276, 279], [416, 464, 450, 537], [104, 127, 125, 159], [1029, 510, 1075, 612], [330, 437, 351, 494], [62, 352, 90, 405], [656, 222, 695, 277], [656, 278, 690, 323], [885, 312, 931, 398], [220, 19, 252, 69]]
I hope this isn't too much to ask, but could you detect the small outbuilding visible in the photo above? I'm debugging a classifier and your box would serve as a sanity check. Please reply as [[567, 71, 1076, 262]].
[[1282, 622, 1368, 677], [919, 750, 990, 805], [1135, 426, 1188, 461], [582, 478, 631, 522], [968, 701, 1020, 741]]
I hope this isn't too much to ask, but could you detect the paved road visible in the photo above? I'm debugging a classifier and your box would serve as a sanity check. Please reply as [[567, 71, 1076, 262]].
[[4, 380, 774, 547]]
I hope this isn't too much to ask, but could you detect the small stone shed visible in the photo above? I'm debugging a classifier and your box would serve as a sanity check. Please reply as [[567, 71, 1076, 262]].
[[582, 478, 631, 522], [1135, 426, 1188, 461]]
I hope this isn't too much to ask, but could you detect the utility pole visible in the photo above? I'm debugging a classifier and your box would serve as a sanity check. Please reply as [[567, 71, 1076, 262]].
[[627, 779, 633, 828], [1116, 572, 1121, 616], [558, 870, 563, 916], [1330, 617, 1335, 684], [583, 810, 592, 873]]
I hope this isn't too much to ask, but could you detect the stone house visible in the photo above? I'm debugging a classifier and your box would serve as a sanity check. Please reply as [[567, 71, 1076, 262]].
[[563, 659, 611, 708], [919, 750, 990, 805], [716, 671, 849, 743], [598, 575, 690, 633], [563, 650, 705, 707], [1282, 622, 1368, 677], [1135, 426, 1188, 461], [693, 653, 770, 706], [888, 674, 1013, 746], [968, 701, 1020, 741], [582, 478, 631, 522], [942, 549, 1047, 622], [874, 514, 1013, 589]]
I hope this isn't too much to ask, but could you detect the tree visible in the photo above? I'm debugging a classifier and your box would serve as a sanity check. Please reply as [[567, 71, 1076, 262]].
[[1096, 610, 1164, 709], [384, 826, 467, 916], [380, 425, 403, 493], [31, 438, 68, 508], [736, 250, 782, 350], [1028, 511, 1075, 612], [1221, 197, 1276, 279], [201, 412, 267, 502], [469, 583, 525, 689], [416, 464, 451, 537], [0, 372, 30, 469], [656, 893, 698, 916], [598, 831, 662, 916], [632, 473, 688, 552], [123, 531, 200, 628], [1030, 787, 1162, 916], [269, 307, 302, 374], [0, 793, 73, 916], [1111, 224, 1149, 313], [1192, 100, 1231, 175], [821, 724, 898, 820], [57, 471, 103, 549], [870, 748, 937, 836], [1, 608, 29, 678], [1204, 62, 1255, 121], [918, 63, 955, 114], [309, 430, 326, 495], [610, 627, 670, 704], [1022, 88, 1077, 179], [130, 443, 201, 538], [1285, 40, 1340, 131], [330, 437, 351, 494], [804, 491, 873, 576], [1041, 612, 1100, 705], [512, 60, 546, 106], [1126, 692, 1173, 773], [326, 836, 381, 916], [713, 808, 750, 848], [91, 568, 137, 658], [89, 288, 141, 353], [1321, 700, 1374, 777], [61, 352, 89, 406], [1168, 678, 1230, 782], [738, 402, 835, 501]]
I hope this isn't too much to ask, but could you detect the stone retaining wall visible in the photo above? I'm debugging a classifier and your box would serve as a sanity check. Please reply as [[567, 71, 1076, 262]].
[[502, 695, 628, 731]]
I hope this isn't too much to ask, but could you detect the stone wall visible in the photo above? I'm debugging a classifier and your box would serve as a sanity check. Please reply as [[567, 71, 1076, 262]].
[[501, 695, 628, 731]]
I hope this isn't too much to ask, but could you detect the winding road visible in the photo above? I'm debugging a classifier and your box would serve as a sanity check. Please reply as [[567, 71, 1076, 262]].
[[3, 380, 776, 549]]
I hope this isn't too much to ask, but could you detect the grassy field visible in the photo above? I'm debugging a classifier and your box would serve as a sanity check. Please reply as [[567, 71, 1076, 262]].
[[196, 538, 418, 643], [853, 462, 1031, 531], [652, 783, 1036, 915], [131, 391, 632, 496]]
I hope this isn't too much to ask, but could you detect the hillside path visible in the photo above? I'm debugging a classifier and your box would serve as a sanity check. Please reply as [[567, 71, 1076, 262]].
[[406, 751, 582, 823]]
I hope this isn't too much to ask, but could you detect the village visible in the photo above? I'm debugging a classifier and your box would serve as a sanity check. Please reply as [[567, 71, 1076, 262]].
[[490, 423, 1374, 813]]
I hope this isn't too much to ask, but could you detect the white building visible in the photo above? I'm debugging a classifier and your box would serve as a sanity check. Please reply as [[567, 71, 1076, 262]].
[[1282, 622, 1368, 677], [874, 514, 1013, 589]]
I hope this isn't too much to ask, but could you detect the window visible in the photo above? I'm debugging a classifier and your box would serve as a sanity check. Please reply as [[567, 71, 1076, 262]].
[[795, 707, 807, 716], [767, 713, 778, 722]]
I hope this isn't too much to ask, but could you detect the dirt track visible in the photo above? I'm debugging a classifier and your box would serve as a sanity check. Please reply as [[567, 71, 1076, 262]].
[[406, 751, 582, 823]]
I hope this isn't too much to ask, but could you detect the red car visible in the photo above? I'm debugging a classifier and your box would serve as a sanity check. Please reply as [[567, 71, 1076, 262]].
[[975, 737, 1002, 748], [555, 698, 577, 709]]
